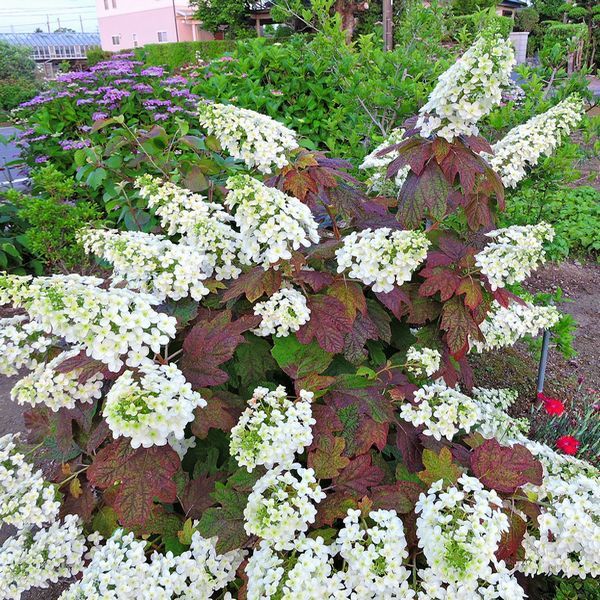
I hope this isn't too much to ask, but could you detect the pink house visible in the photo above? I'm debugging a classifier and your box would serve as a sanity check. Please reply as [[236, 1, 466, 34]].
[[95, 0, 215, 51]]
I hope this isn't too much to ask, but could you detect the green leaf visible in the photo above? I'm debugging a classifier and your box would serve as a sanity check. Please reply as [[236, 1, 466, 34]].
[[92, 506, 119, 538], [418, 447, 462, 488], [233, 334, 277, 393], [271, 333, 333, 379], [308, 434, 350, 479]]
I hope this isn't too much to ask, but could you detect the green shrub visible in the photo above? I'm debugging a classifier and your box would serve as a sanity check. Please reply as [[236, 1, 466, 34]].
[[552, 574, 600, 598], [448, 13, 513, 43], [193, 35, 451, 161], [0, 78, 39, 113], [8, 165, 103, 272], [0, 40, 36, 81], [86, 47, 112, 67], [134, 40, 238, 68], [514, 7, 540, 32]]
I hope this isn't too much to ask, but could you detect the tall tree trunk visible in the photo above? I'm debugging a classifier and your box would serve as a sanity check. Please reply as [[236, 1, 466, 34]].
[[334, 1, 368, 44]]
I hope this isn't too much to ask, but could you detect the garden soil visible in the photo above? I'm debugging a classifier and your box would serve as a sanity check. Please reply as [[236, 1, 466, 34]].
[[0, 260, 598, 599]]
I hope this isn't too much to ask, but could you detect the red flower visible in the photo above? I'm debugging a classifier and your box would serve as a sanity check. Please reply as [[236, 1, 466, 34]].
[[556, 435, 580, 455], [537, 392, 565, 416]]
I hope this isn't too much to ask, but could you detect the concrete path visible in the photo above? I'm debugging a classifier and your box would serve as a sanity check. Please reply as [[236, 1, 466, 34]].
[[0, 125, 28, 190]]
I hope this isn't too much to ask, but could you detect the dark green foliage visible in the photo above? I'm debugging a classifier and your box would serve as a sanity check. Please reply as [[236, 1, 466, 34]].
[[7, 165, 102, 272], [0, 40, 39, 114], [0, 78, 39, 114], [552, 575, 600, 599], [86, 48, 112, 67], [514, 7, 540, 32], [189, 0, 256, 38], [448, 12, 513, 43], [134, 40, 238, 68], [194, 34, 452, 161], [0, 40, 36, 81]]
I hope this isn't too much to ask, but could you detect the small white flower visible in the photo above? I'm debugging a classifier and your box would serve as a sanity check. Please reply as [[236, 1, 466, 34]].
[[0, 433, 61, 531], [225, 175, 320, 269], [244, 464, 325, 550], [406, 346, 441, 377], [253, 287, 311, 338]]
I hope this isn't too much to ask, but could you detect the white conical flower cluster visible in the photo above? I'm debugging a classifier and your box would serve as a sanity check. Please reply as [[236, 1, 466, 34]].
[[79, 229, 211, 301], [415, 475, 523, 599], [337, 509, 413, 599], [0, 433, 60, 531], [135, 174, 242, 281], [487, 95, 584, 187], [405, 345, 441, 378], [471, 387, 529, 441], [0, 515, 86, 600], [400, 382, 480, 441], [516, 440, 600, 578], [0, 273, 177, 372], [198, 102, 298, 173], [246, 536, 348, 600], [103, 362, 206, 449], [225, 175, 320, 268], [11, 349, 104, 412], [417, 34, 515, 141], [59, 527, 244, 600], [230, 385, 315, 472], [0, 315, 55, 377], [336, 227, 430, 293], [244, 464, 326, 550], [475, 222, 554, 291], [474, 300, 560, 352], [252, 286, 311, 337]]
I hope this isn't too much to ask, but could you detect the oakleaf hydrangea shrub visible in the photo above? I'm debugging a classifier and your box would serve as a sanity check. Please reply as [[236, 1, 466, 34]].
[[0, 33, 594, 600]]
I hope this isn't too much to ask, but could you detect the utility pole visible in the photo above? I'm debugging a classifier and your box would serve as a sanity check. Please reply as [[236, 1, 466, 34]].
[[80, 15, 84, 33], [57, 17, 61, 30], [46, 15, 50, 33], [383, 0, 393, 51]]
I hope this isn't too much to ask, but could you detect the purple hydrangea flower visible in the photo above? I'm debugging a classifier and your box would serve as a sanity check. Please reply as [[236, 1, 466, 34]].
[[141, 66, 165, 77], [34, 155, 49, 164]]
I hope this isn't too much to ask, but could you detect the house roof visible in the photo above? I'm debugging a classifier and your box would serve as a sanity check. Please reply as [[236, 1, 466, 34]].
[[497, 0, 528, 7], [0, 32, 100, 48]]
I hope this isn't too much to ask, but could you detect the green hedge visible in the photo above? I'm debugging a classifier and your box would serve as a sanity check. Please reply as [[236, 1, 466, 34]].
[[0, 78, 39, 113], [133, 40, 238, 68], [448, 14, 513, 42]]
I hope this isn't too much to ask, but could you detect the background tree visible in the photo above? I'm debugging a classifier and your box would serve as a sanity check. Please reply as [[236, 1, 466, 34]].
[[273, 0, 370, 42], [191, 0, 255, 38], [0, 40, 36, 81]]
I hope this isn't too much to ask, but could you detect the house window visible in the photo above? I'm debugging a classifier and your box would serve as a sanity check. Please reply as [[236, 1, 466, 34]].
[[104, 0, 109, 8], [501, 9, 513, 16], [132, 33, 139, 48], [112, 35, 121, 45], [112, 0, 117, 7], [157, 31, 168, 43]]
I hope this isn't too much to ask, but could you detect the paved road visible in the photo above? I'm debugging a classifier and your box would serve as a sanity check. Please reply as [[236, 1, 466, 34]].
[[0, 125, 28, 190]]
